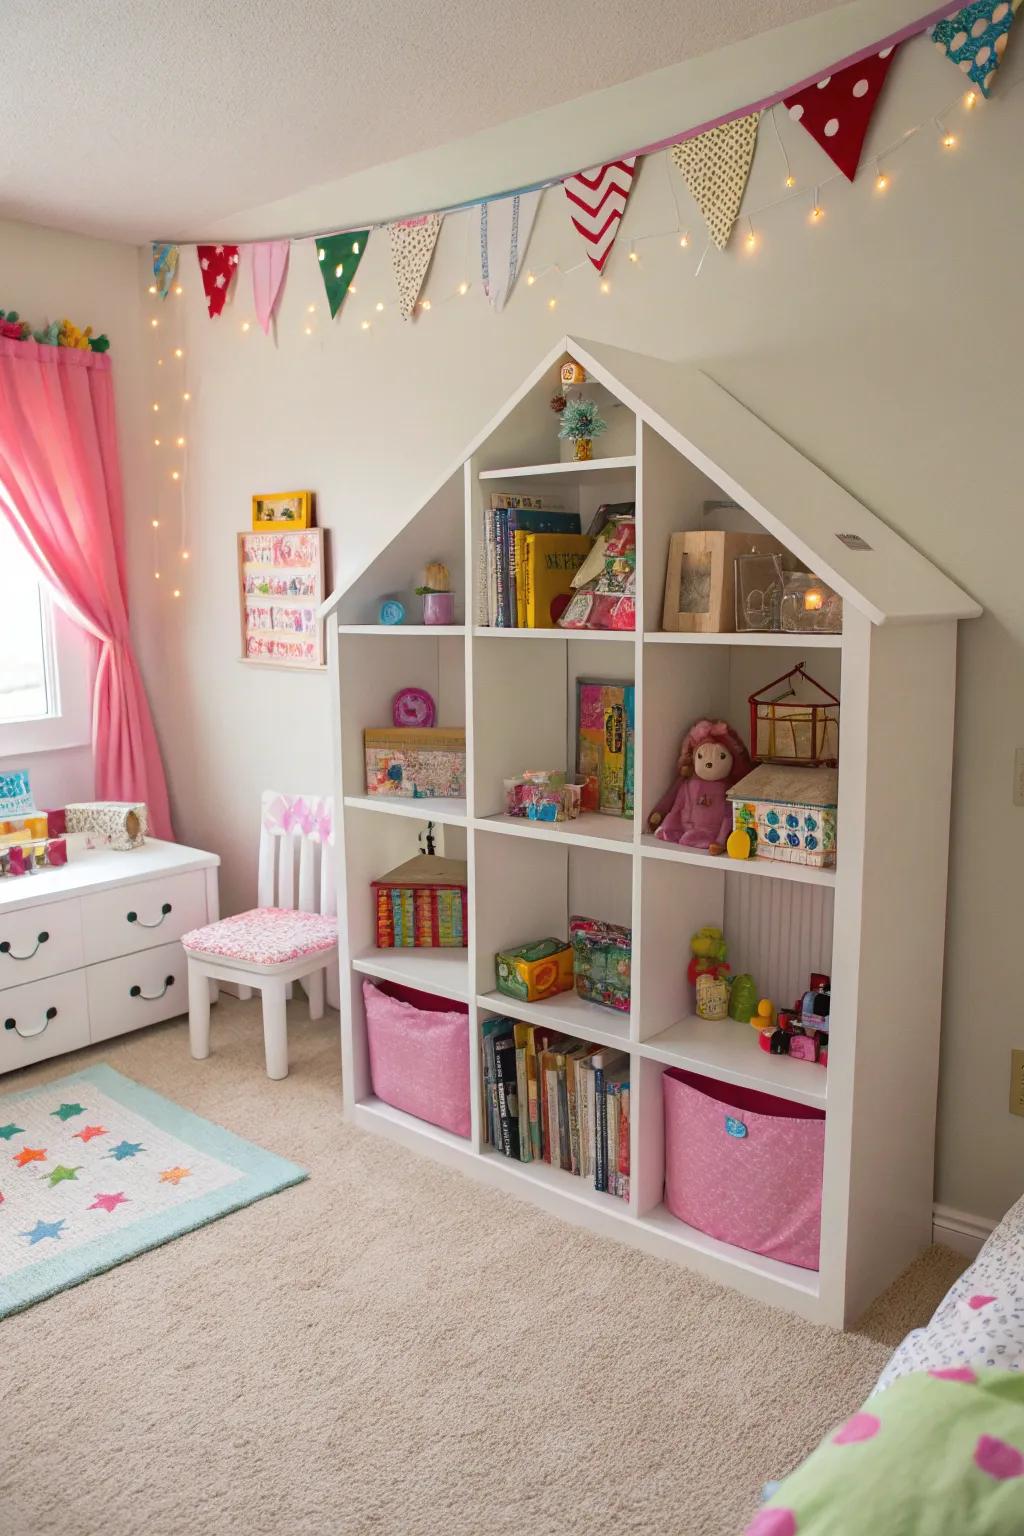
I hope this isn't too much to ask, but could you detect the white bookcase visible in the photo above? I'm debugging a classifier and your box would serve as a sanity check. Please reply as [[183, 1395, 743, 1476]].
[[323, 337, 980, 1327]]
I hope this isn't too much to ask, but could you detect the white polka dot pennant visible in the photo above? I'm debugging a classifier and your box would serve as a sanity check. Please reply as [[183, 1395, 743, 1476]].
[[782, 46, 900, 181]]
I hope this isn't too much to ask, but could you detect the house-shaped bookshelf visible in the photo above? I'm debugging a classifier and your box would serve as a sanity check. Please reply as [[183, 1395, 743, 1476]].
[[322, 336, 979, 1327]]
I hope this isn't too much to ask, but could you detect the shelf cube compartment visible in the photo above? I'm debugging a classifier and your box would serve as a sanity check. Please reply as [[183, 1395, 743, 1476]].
[[362, 976, 471, 1139]]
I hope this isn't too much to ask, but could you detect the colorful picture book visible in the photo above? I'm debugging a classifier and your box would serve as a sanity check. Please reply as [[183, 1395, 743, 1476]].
[[481, 1018, 629, 1199], [237, 529, 325, 666], [477, 494, 585, 627], [576, 679, 635, 817]]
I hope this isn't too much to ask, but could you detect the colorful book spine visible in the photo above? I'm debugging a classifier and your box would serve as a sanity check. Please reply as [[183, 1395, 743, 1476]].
[[495, 508, 509, 627], [600, 686, 626, 815], [376, 887, 394, 947], [494, 1039, 520, 1159], [556, 1056, 571, 1171], [544, 1069, 560, 1166], [594, 1062, 607, 1192], [513, 1024, 532, 1163], [484, 508, 497, 626], [624, 686, 635, 819], [607, 1086, 620, 1197], [618, 1084, 630, 1203]]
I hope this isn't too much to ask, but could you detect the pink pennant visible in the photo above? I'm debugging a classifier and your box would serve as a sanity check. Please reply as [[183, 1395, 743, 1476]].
[[196, 244, 240, 317], [563, 158, 637, 273], [783, 46, 899, 182], [251, 241, 290, 334]]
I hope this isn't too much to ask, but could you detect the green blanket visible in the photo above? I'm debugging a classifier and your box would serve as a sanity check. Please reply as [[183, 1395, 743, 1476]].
[[747, 1369, 1024, 1535]]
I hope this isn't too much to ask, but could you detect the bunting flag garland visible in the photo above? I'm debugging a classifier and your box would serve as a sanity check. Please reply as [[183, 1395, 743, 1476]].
[[316, 231, 368, 318], [251, 240, 290, 333], [932, 0, 1015, 96], [563, 157, 638, 273], [783, 48, 899, 181], [387, 214, 442, 320], [151, 242, 179, 299], [477, 190, 541, 311], [196, 244, 239, 317], [670, 113, 761, 250]]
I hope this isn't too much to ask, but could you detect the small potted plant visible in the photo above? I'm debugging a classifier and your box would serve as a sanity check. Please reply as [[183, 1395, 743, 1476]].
[[416, 561, 455, 625], [558, 398, 607, 462]]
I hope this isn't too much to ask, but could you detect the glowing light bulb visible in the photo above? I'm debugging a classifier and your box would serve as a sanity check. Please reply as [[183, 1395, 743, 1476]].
[[241, 321, 250, 332], [172, 589, 181, 598], [810, 205, 824, 223], [148, 285, 158, 295], [318, 248, 326, 262], [458, 281, 469, 296], [154, 571, 160, 580], [157, 359, 164, 367], [174, 284, 183, 296], [375, 301, 384, 312], [151, 518, 160, 528], [182, 550, 190, 561], [361, 320, 370, 331], [420, 298, 431, 310], [154, 437, 161, 446], [349, 284, 357, 295], [173, 347, 183, 358], [679, 234, 690, 248], [600, 280, 610, 295], [875, 172, 889, 192], [745, 230, 758, 252], [352, 240, 360, 254], [304, 325, 313, 335], [804, 588, 824, 612], [964, 90, 977, 109], [526, 272, 536, 286], [171, 470, 180, 481], [307, 304, 315, 314], [785, 175, 796, 189], [628, 249, 639, 263], [183, 392, 191, 401], [175, 435, 185, 446], [152, 403, 159, 412], [150, 318, 158, 328], [334, 264, 343, 277], [942, 132, 957, 150], [547, 297, 557, 310]]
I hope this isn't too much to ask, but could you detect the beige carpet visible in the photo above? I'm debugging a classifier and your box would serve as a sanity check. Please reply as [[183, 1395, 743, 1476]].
[[0, 996, 966, 1536]]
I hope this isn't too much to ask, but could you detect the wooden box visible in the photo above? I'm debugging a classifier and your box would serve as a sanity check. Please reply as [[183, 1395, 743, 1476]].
[[662, 531, 786, 634], [364, 727, 466, 799]]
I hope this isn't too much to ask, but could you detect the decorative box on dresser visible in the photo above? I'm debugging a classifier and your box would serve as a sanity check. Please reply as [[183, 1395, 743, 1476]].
[[0, 838, 220, 1073], [321, 335, 981, 1328]]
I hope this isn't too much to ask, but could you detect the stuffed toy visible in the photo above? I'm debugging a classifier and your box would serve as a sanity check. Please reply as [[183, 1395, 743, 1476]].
[[647, 718, 752, 854], [88, 334, 110, 353], [0, 310, 30, 341], [33, 320, 61, 346], [59, 318, 93, 349]]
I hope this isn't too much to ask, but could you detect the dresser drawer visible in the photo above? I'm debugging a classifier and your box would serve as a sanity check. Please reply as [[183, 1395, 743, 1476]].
[[0, 970, 90, 1073], [0, 898, 84, 987], [81, 871, 209, 964], [87, 941, 186, 1043]]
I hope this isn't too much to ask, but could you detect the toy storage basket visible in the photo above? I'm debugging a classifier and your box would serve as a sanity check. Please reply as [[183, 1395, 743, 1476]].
[[662, 1068, 825, 1270], [363, 979, 471, 1138]]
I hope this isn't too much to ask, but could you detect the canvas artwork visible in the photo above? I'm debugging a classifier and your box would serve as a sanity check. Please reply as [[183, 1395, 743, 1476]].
[[237, 530, 325, 667]]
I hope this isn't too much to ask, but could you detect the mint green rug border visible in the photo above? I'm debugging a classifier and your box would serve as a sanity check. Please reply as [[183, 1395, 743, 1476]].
[[0, 1063, 308, 1320]]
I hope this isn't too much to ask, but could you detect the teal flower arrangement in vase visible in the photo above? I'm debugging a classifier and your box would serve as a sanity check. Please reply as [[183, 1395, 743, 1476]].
[[558, 398, 607, 462]]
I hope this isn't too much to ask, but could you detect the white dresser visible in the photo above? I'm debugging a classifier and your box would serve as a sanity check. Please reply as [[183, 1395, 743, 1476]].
[[0, 837, 220, 1074]]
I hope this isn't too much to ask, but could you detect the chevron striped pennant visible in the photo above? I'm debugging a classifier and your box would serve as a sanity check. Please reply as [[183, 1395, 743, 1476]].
[[563, 157, 637, 273]]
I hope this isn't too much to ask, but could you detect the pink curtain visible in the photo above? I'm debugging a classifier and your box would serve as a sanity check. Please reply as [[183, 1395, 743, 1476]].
[[0, 337, 174, 839]]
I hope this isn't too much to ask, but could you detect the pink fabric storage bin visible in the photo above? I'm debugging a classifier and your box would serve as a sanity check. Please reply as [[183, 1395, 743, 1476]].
[[662, 1068, 825, 1270], [363, 979, 471, 1139]]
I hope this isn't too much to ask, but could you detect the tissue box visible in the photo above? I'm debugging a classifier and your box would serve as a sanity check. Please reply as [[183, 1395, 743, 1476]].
[[65, 802, 148, 850]]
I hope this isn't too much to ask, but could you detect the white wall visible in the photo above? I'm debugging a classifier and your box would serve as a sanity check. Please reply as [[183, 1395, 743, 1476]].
[[0, 219, 152, 810]]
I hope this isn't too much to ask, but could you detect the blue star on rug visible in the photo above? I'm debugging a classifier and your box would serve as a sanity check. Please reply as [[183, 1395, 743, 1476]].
[[20, 1218, 66, 1246], [0, 1123, 24, 1141], [107, 1140, 144, 1161], [50, 1103, 86, 1122]]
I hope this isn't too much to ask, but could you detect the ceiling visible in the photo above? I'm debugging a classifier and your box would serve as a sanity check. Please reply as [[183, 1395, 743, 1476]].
[[2, 0, 851, 243]]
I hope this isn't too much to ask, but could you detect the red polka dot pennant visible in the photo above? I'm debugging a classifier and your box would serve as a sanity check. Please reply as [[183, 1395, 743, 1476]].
[[196, 244, 240, 318], [783, 47, 900, 182]]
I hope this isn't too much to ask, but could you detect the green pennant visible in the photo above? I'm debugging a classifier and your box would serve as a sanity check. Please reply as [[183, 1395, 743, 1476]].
[[316, 231, 368, 318]]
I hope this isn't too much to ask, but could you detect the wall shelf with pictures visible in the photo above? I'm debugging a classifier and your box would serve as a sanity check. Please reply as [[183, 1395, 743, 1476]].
[[237, 527, 327, 668], [324, 335, 980, 1328]]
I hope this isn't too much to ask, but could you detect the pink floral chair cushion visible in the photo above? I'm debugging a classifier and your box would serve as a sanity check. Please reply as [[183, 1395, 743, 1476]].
[[182, 907, 338, 967]]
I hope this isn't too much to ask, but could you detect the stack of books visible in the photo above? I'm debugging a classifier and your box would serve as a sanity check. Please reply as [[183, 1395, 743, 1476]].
[[482, 1017, 629, 1199], [477, 494, 587, 628]]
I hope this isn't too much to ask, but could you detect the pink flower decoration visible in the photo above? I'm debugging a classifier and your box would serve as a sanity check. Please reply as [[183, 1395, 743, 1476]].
[[832, 1412, 880, 1446], [929, 1366, 978, 1384], [968, 1294, 998, 1310], [975, 1434, 1024, 1481], [745, 1509, 797, 1536]]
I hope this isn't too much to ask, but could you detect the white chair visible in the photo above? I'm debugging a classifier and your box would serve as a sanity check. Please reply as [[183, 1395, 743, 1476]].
[[182, 791, 337, 1080]]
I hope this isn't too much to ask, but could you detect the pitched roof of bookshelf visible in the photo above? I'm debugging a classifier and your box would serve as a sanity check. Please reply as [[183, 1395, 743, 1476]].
[[321, 335, 980, 626]]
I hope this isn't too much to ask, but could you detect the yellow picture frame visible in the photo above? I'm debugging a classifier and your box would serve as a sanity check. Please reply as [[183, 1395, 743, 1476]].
[[251, 490, 313, 531]]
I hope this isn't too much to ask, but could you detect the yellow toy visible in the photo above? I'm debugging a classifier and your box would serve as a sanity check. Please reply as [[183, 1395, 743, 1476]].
[[726, 825, 754, 860], [59, 318, 93, 350], [752, 997, 776, 1032]]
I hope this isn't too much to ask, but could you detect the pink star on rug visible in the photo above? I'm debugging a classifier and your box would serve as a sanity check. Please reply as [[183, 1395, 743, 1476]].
[[74, 1125, 108, 1143], [89, 1192, 128, 1213]]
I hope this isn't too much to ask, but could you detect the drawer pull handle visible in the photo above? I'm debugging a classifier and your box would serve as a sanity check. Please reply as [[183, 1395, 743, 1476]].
[[130, 975, 175, 1002], [0, 932, 50, 961], [4, 1006, 57, 1040], [126, 903, 173, 929]]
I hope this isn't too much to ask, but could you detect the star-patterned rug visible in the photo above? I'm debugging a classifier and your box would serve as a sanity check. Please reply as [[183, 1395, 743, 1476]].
[[0, 1063, 307, 1319]]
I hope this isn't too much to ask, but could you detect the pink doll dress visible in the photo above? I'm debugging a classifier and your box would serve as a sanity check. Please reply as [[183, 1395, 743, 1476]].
[[654, 775, 732, 849]]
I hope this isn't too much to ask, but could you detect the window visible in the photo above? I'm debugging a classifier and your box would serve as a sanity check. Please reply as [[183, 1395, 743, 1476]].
[[0, 515, 92, 756], [0, 518, 58, 724]]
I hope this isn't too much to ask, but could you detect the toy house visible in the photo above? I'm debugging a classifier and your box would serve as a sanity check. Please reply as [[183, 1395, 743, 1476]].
[[322, 336, 979, 1328]]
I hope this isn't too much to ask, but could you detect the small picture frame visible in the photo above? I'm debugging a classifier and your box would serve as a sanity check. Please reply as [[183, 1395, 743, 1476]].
[[251, 490, 313, 531]]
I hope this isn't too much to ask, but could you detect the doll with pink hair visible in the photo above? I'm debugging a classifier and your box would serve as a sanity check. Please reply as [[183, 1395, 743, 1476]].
[[647, 719, 752, 854]]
